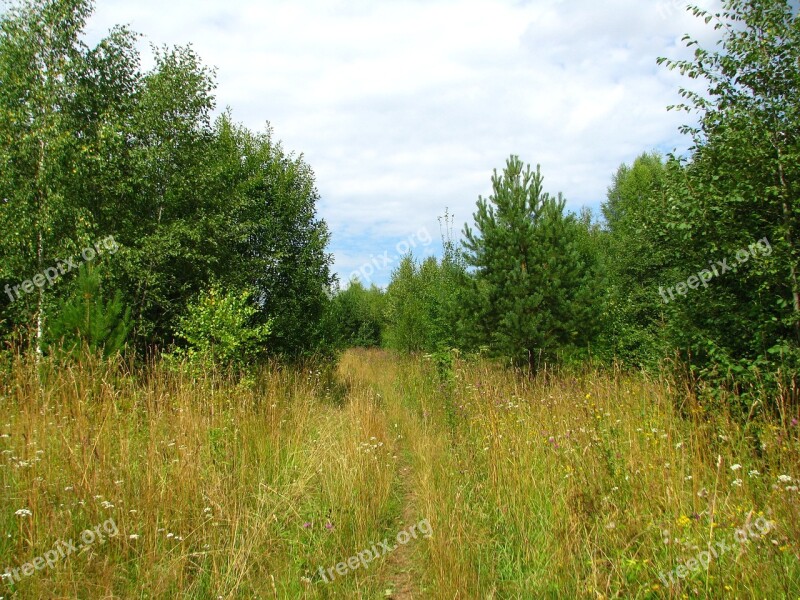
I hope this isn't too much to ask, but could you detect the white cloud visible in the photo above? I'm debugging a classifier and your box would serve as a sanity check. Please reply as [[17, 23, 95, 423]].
[[85, 0, 723, 285]]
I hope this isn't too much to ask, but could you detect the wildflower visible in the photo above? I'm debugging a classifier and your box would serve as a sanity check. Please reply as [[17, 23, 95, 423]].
[[129, 534, 139, 540], [778, 475, 793, 484], [791, 418, 798, 427], [325, 522, 333, 530], [748, 470, 760, 478], [730, 464, 742, 471], [101, 501, 114, 509], [675, 442, 683, 449], [302, 522, 311, 529], [731, 479, 743, 487], [677, 515, 692, 527], [14, 508, 31, 517]]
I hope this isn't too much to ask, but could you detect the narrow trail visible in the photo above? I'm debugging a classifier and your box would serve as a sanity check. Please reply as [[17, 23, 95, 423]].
[[383, 461, 418, 600], [337, 349, 428, 599]]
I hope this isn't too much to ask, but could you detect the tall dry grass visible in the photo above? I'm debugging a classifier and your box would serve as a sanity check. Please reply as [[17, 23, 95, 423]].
[[0, 347, 798, 598]]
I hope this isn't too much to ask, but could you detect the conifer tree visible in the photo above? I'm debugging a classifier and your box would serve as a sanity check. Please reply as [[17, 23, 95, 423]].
[[46, 265, 132, 358], [463, 156, 599, 371]]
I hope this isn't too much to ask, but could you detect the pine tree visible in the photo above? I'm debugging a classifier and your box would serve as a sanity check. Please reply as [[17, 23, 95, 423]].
[[46, 265, 132, 358], [463, 156, 600, 371]]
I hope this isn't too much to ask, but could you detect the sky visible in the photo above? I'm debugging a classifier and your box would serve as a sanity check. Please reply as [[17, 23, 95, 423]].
[[83, 0, 724, 287]]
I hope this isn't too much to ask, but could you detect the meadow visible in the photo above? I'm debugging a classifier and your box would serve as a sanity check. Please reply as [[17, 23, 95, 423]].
[[0, 348, 798, 598]]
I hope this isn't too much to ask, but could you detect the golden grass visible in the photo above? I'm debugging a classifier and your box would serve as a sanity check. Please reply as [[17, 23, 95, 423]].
[[0, 348, 798, 598]]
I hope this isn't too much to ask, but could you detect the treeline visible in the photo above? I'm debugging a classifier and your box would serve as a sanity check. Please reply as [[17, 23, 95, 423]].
[[1, 0, 798, 409], [330, 1, 800, 409], [0, 0, 333, 361]]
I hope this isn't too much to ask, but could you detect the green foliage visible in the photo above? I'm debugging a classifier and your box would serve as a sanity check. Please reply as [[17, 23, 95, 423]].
[[383, 249, 470, 354], [323, 280, 385, 348], [384, 255, 430, 352], [463, 156, 602, 371], [0, 0, 332, 362], [599, 152, 673, 366], [654, 0, 800, 406], [45, 265, 132, 358], [0, 0, 103, 350], [208, 118, 333, 356], [172, 285, 271, 367]]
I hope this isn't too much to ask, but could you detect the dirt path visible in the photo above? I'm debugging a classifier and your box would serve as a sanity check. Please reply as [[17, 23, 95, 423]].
[[384, 462, 418, 599], [338, 349, 425, 599]]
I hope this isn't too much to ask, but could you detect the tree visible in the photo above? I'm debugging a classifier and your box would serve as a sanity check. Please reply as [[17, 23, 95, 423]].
[[114, 44, 218, 348], [0, 0, 336, 362], [324, 280, 385, 348], [45, 264, 131, 358], [599, 152, 673, 365], [463, 156, 600, 371], [0, 0, 97, 353], [172, 285, 271, 367], [384, 255, 429, 352], [203, 117, 334, 356], [658, 0, 800, 402]]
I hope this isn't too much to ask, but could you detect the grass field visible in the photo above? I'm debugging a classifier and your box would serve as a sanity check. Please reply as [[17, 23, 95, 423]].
[[0, 348, 798, 598]]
